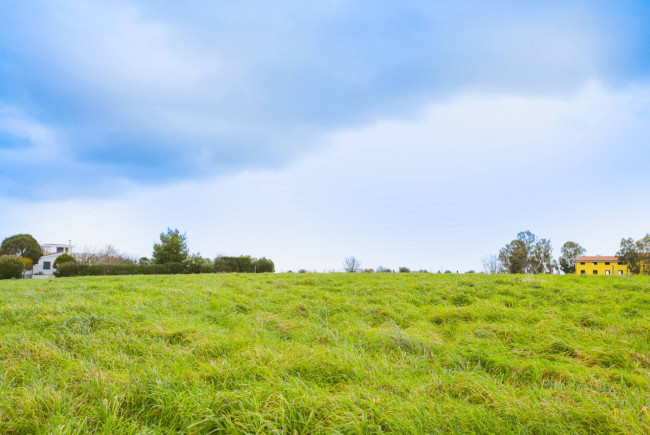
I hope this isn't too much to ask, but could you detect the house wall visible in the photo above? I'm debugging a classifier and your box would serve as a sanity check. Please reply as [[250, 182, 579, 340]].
[[33, 253, 65, 275], [575, 261, 629, 276]]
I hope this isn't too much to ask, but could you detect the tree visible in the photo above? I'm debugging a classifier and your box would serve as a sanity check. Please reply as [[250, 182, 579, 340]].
[[0, 234, 42, 265], [530, 238, 555, 274], [617, 234, 650, 275], [498, 231, 555, 274], [398, 267, 410, 273], [53, 254, 76, 268], [74, 245, 136, 265], [139, 257, 151, 265], [481, 254, 503, 274], [152, 228, 189, 264], [21, 258, 33, 278], [559, 241, 586, 274], [0, 255, 24, 279], [499, 239, 529, 274], [344, 256, 361, 273]]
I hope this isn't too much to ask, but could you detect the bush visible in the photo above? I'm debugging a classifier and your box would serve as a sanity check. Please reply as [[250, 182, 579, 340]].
[[22, 258, 33, 272], [399, 267, 410, 273], [253, 258, 275, 273], [54, 254, 76, 268], [183, 254, 205, 274], [0, 255, 24, 279], [214, 256, 253, 273]]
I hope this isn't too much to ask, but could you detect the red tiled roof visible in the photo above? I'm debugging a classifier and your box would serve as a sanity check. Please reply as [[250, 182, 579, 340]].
[[574, 256, 619, 262]]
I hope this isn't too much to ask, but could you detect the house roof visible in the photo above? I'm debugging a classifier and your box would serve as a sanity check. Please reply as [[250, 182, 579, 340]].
[[574, 256, 619, 262]]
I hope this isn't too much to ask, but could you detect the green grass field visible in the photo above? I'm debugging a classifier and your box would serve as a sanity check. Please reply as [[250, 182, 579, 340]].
[[0, 274, 648, 434]]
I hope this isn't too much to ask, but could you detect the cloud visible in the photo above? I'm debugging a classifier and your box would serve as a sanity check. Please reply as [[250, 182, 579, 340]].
[[0, 0, 649, 198], [3, 82, 649, 271]]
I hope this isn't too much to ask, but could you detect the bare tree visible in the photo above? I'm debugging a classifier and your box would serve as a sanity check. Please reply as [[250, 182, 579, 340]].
[[344, 256, 361, 273], [74, 245, 137, 265], [481, 254, 503, 274]]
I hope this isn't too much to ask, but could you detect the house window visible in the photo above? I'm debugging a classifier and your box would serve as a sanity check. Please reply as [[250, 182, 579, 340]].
[[57, 247, 64, 253], [618, 270, 623, 275], [593, 270, 598, 275], [580, 262, 585, 265], [605, 262, 610, 266], [592, 262, 598, 266], [580, 270, 586, 275], [605, 270, 610, 275], [43, 262, 51, 270]]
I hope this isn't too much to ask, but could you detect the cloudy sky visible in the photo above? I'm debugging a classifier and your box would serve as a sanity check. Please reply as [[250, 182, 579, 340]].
[[1, 0, 649, 271]]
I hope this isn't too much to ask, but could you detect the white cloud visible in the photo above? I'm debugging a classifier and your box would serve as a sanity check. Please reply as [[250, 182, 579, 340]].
[[3, 82, 649, 271]]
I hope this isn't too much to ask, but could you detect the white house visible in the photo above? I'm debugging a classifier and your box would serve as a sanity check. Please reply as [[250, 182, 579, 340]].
[[32, 243, 73, 277]]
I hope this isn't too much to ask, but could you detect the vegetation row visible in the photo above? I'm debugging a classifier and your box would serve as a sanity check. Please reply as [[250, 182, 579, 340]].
[[55, 257, 275, 277]]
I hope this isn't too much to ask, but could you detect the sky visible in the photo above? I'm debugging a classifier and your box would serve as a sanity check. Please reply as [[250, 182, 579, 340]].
[[1, 0, 649, 272]]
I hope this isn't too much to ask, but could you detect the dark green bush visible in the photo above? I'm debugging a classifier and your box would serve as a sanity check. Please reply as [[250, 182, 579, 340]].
[[0, 255, 24, 279], [214, 256, 253, 273], [53, 254, 76, 268]]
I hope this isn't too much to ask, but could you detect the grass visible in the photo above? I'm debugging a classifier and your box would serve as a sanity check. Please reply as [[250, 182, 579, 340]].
[[0, 273, 648, 434]]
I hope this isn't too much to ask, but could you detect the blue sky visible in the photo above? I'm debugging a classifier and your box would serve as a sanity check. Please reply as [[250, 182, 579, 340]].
[[1, 1, 649, 271]]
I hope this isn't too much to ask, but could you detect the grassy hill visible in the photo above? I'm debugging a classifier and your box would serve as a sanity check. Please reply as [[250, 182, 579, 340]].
[[0, 273, 648, 433]]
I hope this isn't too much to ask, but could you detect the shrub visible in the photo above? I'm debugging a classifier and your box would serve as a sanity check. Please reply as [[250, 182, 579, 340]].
[[214, 256, 253, 273], [253, 258, 275, 273], [54, 254, 76, 268], [183, 254, 205, 274], [399, 267, 410, 273], [0, 255, 24, 279], [22, 257, 33, 272]]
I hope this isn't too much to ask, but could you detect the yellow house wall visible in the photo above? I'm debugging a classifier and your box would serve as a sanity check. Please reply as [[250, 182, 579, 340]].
[[575, 261, 629, 276]]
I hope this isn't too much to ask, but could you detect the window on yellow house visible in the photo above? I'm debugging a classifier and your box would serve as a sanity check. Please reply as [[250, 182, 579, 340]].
[[593, 270, 598, 275]]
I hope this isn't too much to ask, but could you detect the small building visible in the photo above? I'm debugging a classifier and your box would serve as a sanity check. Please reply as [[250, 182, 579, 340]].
[[574, 256, 628, 276], [32, 243, 73, 277]]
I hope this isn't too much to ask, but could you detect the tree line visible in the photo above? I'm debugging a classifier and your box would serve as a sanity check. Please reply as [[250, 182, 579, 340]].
[[483, 230, 650, 275], [0, 228, 274, 279]]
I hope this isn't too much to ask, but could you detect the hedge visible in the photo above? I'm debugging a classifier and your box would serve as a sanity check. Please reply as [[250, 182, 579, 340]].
[[214, 256, 275, 273], [0, 255, 24, 279], [55, 261, 274, 277]]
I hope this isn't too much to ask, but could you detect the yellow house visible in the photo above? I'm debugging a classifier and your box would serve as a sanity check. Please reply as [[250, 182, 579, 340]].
[[574, 256, 628, 276]]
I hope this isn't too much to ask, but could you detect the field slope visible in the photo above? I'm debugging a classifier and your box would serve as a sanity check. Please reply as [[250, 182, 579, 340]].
[[0, 274, 648, 433]]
